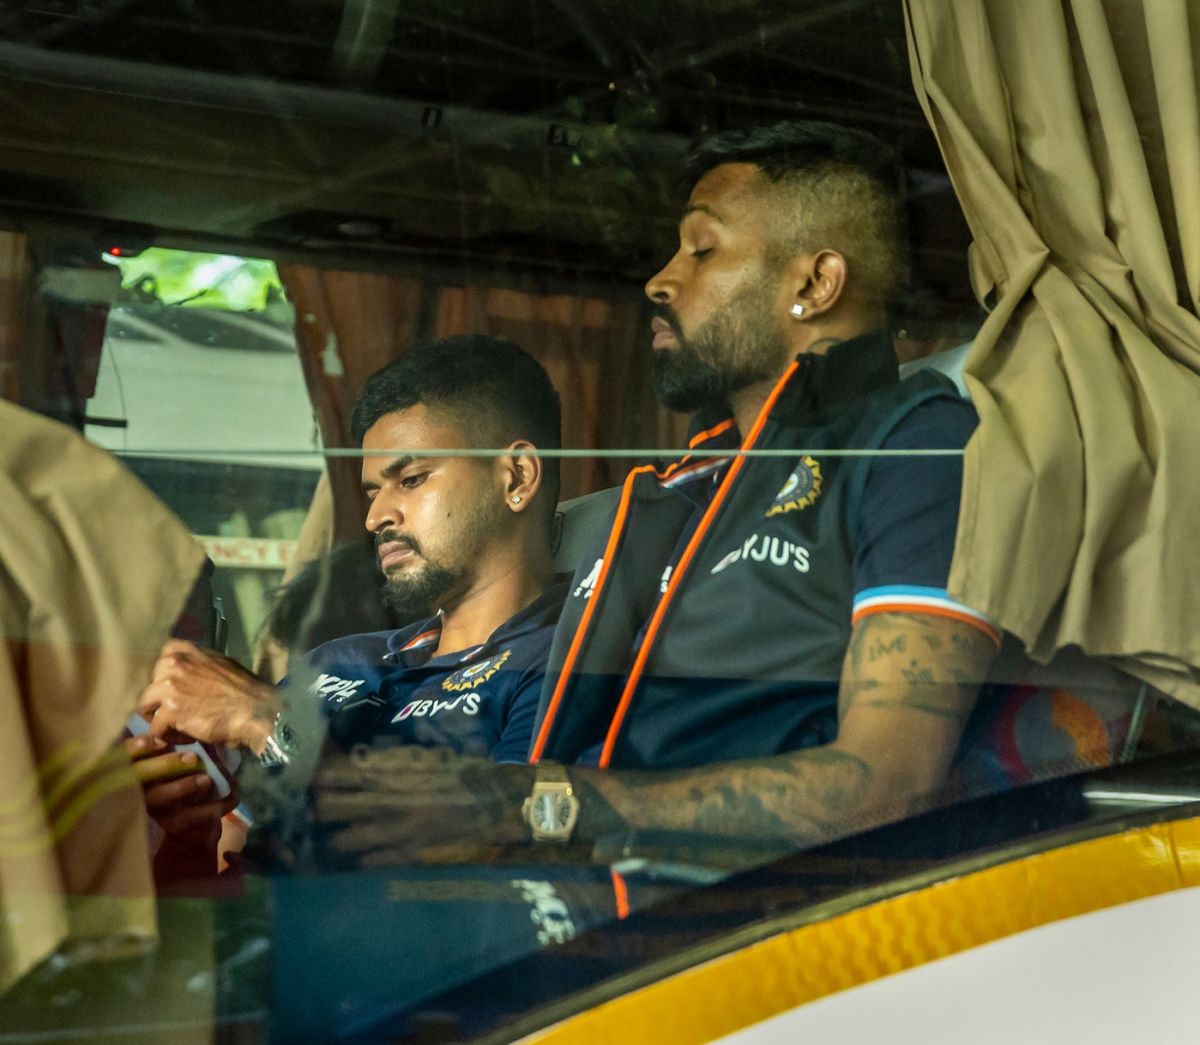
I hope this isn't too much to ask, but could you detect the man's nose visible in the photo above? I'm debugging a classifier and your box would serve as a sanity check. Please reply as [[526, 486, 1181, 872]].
[[644, 253, 680, 304], [365, 492, 401, 534]]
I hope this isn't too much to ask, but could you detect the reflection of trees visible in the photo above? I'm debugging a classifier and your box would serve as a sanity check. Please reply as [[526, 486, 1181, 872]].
[[111, 248, 284, 313]]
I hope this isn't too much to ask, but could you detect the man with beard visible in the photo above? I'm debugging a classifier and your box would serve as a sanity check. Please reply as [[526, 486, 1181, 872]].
[[138, 123, 1010, 1038], [311, 120, 1002, 865], [137, 334, 566, 766]]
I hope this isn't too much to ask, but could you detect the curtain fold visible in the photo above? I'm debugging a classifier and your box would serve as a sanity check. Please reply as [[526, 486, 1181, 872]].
[[904, 0, 1200, 705], [279, 266, 426, 543]]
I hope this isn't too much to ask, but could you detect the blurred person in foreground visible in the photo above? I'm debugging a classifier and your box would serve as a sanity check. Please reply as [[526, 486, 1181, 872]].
[[0, 400, 203, 1007]]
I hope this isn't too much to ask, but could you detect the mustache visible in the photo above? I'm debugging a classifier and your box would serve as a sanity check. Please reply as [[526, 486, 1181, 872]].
[[375, 530, 422, 557], [651, 303, 682, 335]]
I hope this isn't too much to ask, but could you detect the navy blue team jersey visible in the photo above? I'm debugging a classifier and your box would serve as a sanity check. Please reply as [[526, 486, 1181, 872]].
[[295, 581, 567, 763]]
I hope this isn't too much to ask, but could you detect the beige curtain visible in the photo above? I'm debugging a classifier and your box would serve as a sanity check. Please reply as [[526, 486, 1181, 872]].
[[280, 266, 426, 543], [905, 0, 1200, 706], [0, 402, 204, 996]]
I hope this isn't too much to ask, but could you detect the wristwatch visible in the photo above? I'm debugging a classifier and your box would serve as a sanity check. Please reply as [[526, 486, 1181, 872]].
[[258, 713, 299, 771], [522, 762, 580, 843]]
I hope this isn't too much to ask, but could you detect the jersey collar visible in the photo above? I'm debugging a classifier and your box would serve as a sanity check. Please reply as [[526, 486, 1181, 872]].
[[383, 579, 569, 668], [681, 327, 899, 449], [771, 327, 900, 426]]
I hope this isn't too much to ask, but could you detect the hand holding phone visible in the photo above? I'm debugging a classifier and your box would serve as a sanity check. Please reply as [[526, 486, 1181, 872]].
[[127, 712, 236, 799]]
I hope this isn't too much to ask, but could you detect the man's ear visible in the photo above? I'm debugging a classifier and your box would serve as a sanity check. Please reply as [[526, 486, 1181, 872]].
[[500, 441, 544, 513], [786, 249, 848, 320]]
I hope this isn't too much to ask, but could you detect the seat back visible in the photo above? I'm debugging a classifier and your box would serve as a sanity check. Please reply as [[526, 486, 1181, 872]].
[[552, 486, 621, 574], [953, 644, 1150, 792]]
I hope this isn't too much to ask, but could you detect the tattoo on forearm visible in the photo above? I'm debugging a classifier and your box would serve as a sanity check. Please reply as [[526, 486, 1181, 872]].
[[570, 774, 628, 841], [900, 663, 936, 684], [868, 634, 907, 661], [569, 613, 996, 853], [582, 748, 874, 846]]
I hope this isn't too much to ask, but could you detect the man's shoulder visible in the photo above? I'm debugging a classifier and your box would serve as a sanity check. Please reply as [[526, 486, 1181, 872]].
[[875, 386, 978, 451], [492, 583, 571, 670], [306, 627, 403, 668]]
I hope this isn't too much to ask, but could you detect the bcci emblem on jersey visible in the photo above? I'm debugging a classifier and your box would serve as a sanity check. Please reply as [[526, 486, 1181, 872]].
[[442, 648, 512, 692], [766, 455, 823, 517]]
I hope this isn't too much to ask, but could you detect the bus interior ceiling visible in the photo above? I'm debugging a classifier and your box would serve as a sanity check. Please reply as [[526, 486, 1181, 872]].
[[0, 0, 975, 322], [0, 1, 987, 664]]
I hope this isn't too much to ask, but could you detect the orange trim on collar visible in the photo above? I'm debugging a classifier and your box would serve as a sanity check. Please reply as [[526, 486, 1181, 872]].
[[688, 417, 736, 448]]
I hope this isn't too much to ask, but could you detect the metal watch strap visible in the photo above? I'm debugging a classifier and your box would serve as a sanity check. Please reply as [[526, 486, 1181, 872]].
[[257, 713, 295, 770], [536, 762, 571, 787]]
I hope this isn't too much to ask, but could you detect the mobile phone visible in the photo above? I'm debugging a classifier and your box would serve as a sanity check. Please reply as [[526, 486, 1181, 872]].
[[126, 713, 236, 800]]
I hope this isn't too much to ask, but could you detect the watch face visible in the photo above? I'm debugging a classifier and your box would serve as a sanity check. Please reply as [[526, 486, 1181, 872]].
[[533, 792, 570, 832]]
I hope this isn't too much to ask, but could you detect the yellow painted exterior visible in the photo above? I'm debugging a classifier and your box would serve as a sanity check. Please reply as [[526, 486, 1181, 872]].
[[528, 815, 1200, 1045]]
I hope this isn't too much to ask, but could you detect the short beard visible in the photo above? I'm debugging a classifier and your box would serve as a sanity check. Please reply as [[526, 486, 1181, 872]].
[[651, 276, 788, 413], [652, 346, 738, 413], [375, 474, 500, 622], [381, 559, 465, 622]]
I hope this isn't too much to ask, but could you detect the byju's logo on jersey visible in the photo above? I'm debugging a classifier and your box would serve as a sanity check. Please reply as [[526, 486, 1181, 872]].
[[710, 533, 811, 575], [393, 692, 482, 720], [766, 455, 823, 517], [442, 648, 512, 692]]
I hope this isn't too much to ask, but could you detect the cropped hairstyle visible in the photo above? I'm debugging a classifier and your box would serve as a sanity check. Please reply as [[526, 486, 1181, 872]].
[[351, 334, 562, 505], [686, 120, 909, 310]]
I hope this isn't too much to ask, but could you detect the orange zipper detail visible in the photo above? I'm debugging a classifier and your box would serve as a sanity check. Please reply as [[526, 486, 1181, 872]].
[[597, 362, 800, 768], [529, 465, 655, 763], [611, 868, 631, 920]]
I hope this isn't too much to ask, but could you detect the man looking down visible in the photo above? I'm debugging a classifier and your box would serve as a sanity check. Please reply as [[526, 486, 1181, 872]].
[[137, 335, 566, 768], [312, 121, 1001, 863]]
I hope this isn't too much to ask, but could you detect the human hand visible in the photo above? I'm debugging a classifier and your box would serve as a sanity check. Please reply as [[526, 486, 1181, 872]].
[[125, 733, 238, 865], [311, 746, 534, 867], [137, 639, 277, 752]]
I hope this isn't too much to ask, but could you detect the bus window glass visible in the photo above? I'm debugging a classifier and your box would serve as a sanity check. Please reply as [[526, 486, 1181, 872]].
[[85, 249, 321, 662], [0, 3, 1198, 1042]]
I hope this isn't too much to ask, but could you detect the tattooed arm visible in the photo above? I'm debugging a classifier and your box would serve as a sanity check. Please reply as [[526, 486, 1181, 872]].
[[566, 611, 997, 847], [311, 612, 995, 865]]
